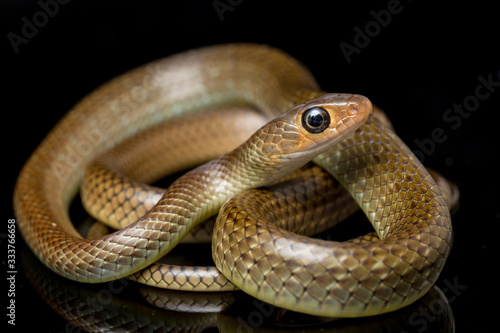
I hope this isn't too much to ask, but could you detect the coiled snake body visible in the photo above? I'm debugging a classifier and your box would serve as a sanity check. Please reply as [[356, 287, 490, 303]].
[[14, 44, 453, 317]]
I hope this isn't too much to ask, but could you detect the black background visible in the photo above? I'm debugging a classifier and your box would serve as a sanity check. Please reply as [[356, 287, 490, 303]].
[[2, 0, 499, 332]]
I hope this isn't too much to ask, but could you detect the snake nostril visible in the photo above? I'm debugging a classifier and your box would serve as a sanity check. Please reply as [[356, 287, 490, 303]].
[[349, 104, 359, 114]]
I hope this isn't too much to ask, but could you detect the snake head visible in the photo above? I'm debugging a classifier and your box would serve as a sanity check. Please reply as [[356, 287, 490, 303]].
[[258, 93, 372, 161]]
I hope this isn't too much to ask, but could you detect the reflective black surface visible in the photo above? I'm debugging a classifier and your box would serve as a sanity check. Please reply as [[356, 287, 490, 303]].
[[18, 221, 456, 333], [4, 1, 498, 331]]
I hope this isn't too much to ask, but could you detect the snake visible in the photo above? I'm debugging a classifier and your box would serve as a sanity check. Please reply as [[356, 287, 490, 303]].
[[81, 107, 458, 299], [13, 43, 453, 318]]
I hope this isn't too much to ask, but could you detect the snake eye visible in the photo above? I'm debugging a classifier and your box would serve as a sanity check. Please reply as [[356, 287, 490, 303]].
[[301, 107, 331, 134]]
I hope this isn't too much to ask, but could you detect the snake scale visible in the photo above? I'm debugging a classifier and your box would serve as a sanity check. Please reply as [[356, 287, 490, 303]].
[[13, 44, 453, 317]]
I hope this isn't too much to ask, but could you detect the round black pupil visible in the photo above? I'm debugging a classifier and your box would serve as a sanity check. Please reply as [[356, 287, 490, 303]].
[[308, 111, 324, 127]]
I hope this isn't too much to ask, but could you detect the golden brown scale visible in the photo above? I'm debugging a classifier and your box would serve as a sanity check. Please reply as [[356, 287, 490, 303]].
[[13, 44, 454, 317], [82, 108, 267, 231], [128, 165, 361, 292], [214, 115, 453, 316]]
